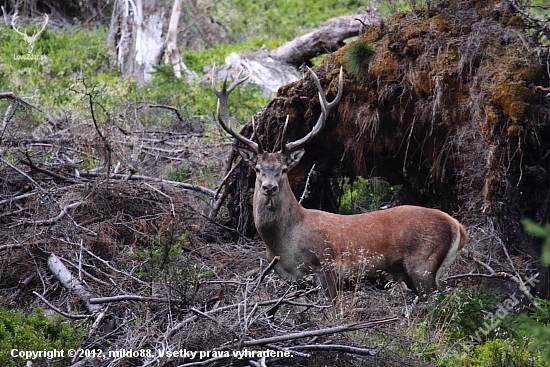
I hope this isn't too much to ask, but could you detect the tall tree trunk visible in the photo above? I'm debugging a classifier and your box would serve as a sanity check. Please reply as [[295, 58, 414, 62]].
[[165, 0, 193, 78]]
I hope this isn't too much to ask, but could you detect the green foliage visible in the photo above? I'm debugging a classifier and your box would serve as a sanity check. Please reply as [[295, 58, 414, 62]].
[[518, 220, 550, 362], [413, 286, 550, 366], [338, 176, 400, 214], [0, 306, 82, 367], [210, 0, 368, 47], [430, 287, 502, 342], [518, 299, 550, 362], [344, 40, 374, 80], [450, 338, 546, 367], [0, 25, 123, 110], [522, 219, 550, 266]]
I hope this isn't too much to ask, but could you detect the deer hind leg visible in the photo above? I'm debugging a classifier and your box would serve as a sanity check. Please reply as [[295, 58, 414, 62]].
[[404, 268, 438, 299]]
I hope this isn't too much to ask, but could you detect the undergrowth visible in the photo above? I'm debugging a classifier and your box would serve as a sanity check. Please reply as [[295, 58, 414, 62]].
[[338, 176, 401, 214], [412, 286, 550, 366], [0, 307, 83, 367]]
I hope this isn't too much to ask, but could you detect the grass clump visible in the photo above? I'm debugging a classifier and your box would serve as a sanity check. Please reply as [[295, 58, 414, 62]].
[[343, 40, 374, 80]]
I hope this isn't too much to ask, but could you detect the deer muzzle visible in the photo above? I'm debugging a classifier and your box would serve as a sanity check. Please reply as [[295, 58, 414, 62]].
[[261, 183, 279, 197]]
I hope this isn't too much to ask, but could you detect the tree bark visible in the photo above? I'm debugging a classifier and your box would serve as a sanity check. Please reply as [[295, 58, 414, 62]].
[[108, 0, 165, 83], [165, 0, 193, 78]]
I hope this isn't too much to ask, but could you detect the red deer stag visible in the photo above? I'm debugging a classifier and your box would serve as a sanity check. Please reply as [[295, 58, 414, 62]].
[[212, 67, 467, 299]]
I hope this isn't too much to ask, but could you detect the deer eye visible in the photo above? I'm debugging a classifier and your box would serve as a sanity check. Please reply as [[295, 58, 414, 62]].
[[254, 165, 261, 173], [281, 166, 288, 174]]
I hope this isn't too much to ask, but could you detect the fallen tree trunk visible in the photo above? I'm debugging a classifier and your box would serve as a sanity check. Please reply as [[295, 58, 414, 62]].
[[220, 12, 380, 94], [270, 13, 380, 65]]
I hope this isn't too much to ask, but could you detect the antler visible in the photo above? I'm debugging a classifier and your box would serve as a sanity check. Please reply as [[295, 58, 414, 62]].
[[282, 66, 344, 153], [212, 66, 263, 153]]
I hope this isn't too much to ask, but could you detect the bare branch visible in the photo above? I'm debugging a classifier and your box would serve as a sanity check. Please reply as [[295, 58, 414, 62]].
[[88, 295, 167, 304], [254, 256, 280, 291], [0, 244, 23, 251], [79, 171, 216, 196], [234, 317, 399, 348], [47, 252, 102, 314], [291, 343, 378, 356], [33, 292, 92, 319]]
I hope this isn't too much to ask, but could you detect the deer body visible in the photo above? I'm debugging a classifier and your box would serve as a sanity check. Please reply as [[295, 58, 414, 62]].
[[242, 150, 467, 299], [213, 67, 467, 299]]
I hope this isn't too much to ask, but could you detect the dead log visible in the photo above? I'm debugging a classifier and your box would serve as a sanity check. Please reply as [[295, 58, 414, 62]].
[[220, 12, 380, 95]]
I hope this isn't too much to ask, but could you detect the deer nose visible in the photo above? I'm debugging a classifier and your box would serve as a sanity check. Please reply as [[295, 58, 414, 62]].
[[262, 183, 278, 196]]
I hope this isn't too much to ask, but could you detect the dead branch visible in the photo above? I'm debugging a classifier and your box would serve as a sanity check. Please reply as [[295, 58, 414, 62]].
[[0, 191, 38, 206], [81, 246, 151, 287], [79, 171, 216, 196], [0, 243, 23, 251], [0, 91, 45, 113], [231, 317, 399, 348], [166, 293, 321, 339], [88, 295, 168, 304], [291, 343, 378, 356], [33, 291, 92, 319], [47, 252, 102, 314], [254, 256, 280, 290], [144, 104, 185, 122], [269, 13, 378, 65], [23, 201, 84, 226], [20, 158, 82, 184], [444, 257, 540, 306]]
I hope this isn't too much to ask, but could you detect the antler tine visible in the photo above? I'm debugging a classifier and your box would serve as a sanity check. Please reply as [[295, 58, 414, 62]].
[[251, 116, 265, 153], [211, 65, 261, 153], [280, 115, 290, 152], [283, 66, 344, 153]]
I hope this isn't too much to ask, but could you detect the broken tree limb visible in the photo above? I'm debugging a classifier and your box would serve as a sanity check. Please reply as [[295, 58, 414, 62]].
[[79, 171, 216, 196], [24, 201, 84, 226], [254, 256, 280, 291], [290, 343, 378, 356], [444, 257, 540, 307], [220, 12, 380, 94], [269, 13, 380, 65], [47, 252, 102, 314], [33, 291, 92, 319], [227, 317, 399, 349], [89, 294, 168, 304]]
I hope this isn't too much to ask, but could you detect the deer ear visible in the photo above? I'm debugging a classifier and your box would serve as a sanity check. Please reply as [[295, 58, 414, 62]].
[[287, 149, 305, 168], [237, 147, 258, 166]]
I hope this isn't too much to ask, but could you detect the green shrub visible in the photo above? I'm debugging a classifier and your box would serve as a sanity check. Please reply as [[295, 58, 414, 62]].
[[0, 307, 82, 367], [338, 176, 400, 214], [518, 220, 550, 361]]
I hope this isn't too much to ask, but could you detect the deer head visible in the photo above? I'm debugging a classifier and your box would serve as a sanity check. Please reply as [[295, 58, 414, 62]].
[[212, 67, 343, 204]]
